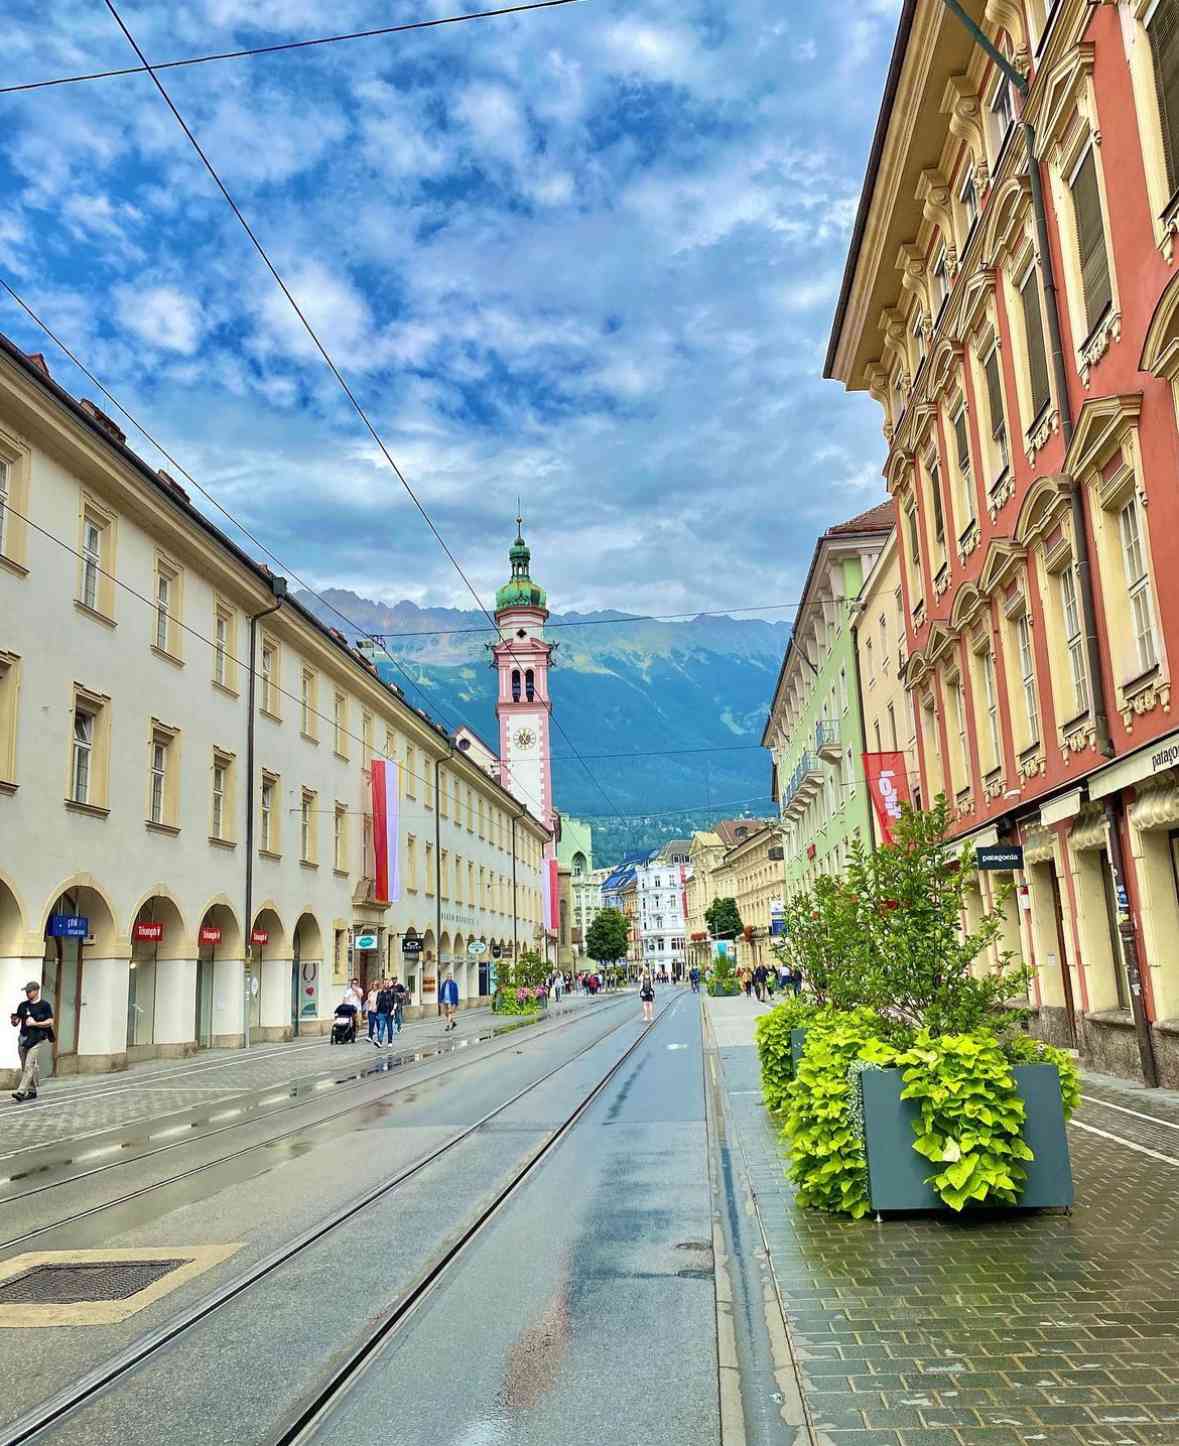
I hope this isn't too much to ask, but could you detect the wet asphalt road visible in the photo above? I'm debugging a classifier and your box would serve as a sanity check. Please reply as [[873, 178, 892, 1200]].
[[1, 990, 721, 1446]]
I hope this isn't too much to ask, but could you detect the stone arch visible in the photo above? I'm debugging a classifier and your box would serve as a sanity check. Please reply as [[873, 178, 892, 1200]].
[[196, 896, 243, 957], [1015, 474, 1071, 547], [0, 870, 26, 955], [981, 176, 1028, 265], [421, 928, 435, 962], [293, 912, 323, 962], [128, 887, 187, 959], [252, 903, 288, 957], [452, 933, 465, 972], [438, 931, 451, 970], [950, 582, 985, 632], [40, 875, 119, 955]]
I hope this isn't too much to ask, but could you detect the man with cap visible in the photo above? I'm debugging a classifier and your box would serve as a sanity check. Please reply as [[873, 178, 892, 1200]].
[[9, 980, 55, 1103]]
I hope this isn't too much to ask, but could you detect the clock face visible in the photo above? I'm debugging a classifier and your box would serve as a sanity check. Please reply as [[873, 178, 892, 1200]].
[[514, 727, 536, 750]]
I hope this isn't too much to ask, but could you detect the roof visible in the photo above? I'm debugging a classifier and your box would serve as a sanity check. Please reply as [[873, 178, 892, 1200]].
[[714, 819, 773, 848], [0, 331, 550, 836], [823, 0, 919, 379], [826, 500, 896, 535]]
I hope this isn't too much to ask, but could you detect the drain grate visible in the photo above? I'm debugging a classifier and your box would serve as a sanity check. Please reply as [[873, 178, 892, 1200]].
[[0, 1260, 187, 1305]]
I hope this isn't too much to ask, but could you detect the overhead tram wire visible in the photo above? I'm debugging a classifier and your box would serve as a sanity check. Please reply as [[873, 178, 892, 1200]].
[[0, 0, 585, 94], [100, 0, 628, 829]]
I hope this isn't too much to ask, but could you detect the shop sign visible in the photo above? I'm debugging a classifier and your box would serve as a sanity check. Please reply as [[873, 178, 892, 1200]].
[[468, 940, 488, 956], [491, 943, 502, 959], [402, 937, 423, 955], [355, 932, 378, 951], [300, 962, 319, 1018], [251, 928, 269, 946], [1090, 725, 1179, 800], [199, 925, 223, 946], [47, 914, 88, 939], [976, 844, 1024, 871], [770, 918, 786, 937], [133, 921, 165, 943]]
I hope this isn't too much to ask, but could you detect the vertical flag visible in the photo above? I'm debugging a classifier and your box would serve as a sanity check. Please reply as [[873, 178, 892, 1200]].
[[371, 758, 401, 903], [542, 856, 560, 932], [862, 751, 911, 846]]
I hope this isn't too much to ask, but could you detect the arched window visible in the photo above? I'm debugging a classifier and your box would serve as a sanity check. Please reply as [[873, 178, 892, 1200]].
[[511, 670, 521, 702], [525, 669, 535, 701]]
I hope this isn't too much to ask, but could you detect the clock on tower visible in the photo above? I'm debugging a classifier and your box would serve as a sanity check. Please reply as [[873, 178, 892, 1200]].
[[490, 515, 556, 840]]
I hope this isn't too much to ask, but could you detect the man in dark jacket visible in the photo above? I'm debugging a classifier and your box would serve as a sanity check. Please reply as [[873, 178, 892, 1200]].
[[375, 980, 397, 1046], [10, 980, 55, 1102]]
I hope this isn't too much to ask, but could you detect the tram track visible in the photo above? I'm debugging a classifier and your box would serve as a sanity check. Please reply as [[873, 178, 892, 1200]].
[[0, 995, 629, 1249], [0, 992, 681, 1446]]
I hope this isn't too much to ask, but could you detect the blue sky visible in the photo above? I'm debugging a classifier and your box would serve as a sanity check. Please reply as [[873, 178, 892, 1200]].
[[2, 0, 900, 616]]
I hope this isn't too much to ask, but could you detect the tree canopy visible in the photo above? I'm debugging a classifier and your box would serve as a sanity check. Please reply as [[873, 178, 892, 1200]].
[[585, 908, 630, 965], [705, 896, 743, 940]]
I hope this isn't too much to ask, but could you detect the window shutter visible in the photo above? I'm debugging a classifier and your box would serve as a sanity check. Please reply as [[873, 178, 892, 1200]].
[[1152, 0, 1179, 195], [1071, 148, 1113, 331], [984, 350, 1005, 435], [1020, 272, 1051, 418]]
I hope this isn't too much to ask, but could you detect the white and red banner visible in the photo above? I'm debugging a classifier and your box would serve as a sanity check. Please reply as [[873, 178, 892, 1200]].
[[542, 856, 560, 933], [371, 757, 401, 904], [862, 751, 911, 846]]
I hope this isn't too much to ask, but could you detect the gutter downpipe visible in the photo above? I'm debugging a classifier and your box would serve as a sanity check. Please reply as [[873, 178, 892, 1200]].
[[243, 573, 287, 1049], [436, 751, 447, 1015], [941, 0, 1157, 1082]]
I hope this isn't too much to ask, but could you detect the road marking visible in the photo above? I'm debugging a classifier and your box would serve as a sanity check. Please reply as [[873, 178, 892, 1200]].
[[1079, 1093, 1179, 1132], [1071, 1118, 1179, 1166]]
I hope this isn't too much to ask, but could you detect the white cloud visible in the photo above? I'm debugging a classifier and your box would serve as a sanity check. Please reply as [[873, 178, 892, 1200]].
[[114, 283, 205, 355]]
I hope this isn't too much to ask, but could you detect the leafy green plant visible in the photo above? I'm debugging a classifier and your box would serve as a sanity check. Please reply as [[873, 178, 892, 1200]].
[[705, 896, 744, 940], [897, 1031, 1032, 1212], [706, 951, 741, 997], [754, 995, 820, 1113], [783, 1010, 897, 1220], [1004, 1033, 1081, 1118], [585, 909, 630, 967]]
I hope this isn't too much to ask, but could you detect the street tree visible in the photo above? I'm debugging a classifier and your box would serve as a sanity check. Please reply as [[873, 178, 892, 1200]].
[[585, 908, 630, 967], [705, 896, 743, 940]]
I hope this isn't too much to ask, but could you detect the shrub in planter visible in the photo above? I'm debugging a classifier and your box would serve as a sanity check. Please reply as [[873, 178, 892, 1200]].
[[706, 952, 741, 997], [783, 1009, 897, 1220], [1005, 1032, 1081, 1118], [754, 995, 821, 1114]]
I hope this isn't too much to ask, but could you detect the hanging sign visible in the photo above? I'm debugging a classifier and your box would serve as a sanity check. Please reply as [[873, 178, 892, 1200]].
[[47, 914, 88, 939], [133, 921, 165, 943], [976, 844, 1024, 871], [491, 943, 503, 959], [355, 932, 378, 951], [199, 925, 223, 946], [251, 928, 269, 946], [468, 940, 488, 956], [863, 751, 911, 845], [402, 937, 423, 955]]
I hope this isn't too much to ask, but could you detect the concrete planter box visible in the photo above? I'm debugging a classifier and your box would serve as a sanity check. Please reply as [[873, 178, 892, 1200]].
[[860, 1063, 1074, 1213]]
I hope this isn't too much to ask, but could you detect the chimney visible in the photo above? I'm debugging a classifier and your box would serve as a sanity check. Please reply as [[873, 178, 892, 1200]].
[[79, 399, 127, 446], [24, 352, 51, 379], [156, 469, 190, 504]]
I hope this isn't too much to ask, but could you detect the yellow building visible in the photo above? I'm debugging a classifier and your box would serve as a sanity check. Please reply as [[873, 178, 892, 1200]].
[[726, 824, 782, 974]]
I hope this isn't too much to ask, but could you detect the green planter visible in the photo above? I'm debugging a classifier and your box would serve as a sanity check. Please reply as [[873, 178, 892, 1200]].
[[790, 1028, 808, 1074], [861, 1063, 1074, 1213]]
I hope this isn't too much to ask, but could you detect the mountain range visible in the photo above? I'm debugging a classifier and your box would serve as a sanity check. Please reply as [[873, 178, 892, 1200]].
[[296, 591, 787, 863]]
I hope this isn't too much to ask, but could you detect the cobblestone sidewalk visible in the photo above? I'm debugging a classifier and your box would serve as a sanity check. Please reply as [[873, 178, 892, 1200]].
[[0, 996, 597, 1157], [705, 996, 1179, 1446]]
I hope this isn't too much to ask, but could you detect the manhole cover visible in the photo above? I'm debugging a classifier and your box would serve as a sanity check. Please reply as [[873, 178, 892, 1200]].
[[0, 1260, 186, 1304]]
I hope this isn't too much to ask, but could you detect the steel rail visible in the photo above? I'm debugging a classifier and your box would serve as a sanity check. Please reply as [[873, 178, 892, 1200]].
[[275, 992, 683, 1445], [0, 996, 628, 1243], [0, 993, 678, 1446]]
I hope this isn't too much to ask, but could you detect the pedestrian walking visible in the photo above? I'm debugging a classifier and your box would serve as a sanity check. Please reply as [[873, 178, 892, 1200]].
[[639, 971, 655, 1023], [365, 982, 380, 1044], [375, 979, 396, 1046], [10, 980, 55, 1102], [689, 965, 700, 994], [738, 965, 752, 999], [392, 981, 407, 1033], [552, 972, 564, 1003], [440, 973, 459, 1031], [753, 964, 768, 1002]]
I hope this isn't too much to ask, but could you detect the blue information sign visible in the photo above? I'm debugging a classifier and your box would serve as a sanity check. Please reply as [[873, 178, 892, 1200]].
[[47, 914, 88, 939]]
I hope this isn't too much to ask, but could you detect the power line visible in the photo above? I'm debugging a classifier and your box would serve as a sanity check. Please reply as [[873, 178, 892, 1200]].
[[102, 0, 623, 827], [0, 0, 584, 94]]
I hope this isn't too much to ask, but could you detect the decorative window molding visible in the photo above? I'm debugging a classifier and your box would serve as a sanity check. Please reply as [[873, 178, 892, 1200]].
[[0, 650, 20, 787], [0, 428, 30, 573]]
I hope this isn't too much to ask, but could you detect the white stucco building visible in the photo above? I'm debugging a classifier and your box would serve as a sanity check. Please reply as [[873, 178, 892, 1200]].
[[0, 335, 549, 1085], [635, 840, 691, 977]]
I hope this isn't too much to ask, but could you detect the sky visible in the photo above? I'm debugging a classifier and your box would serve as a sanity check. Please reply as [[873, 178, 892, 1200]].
[[1, 0, 901, 619]]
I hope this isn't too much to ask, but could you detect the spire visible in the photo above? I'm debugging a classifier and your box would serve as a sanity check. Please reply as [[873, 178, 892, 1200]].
[[497, 510, 547, 613]]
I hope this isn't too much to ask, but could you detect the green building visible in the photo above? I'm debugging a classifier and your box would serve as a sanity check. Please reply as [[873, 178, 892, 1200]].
[[761, 503, 894, 896], [556, 814, 595, 961]]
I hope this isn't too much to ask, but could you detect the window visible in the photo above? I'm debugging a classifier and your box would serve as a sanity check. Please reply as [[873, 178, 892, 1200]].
[[1151, 0, 1179, 195], [454, 854, 463, 904], [1070, 147, 1113, 334], [1120, 498, 1159, 673], [1017, 613, 1039, 743], [467, 786, 475, 831], [81, 517, 102, 611], [426, 842, 435, 896], [865, 636, 875, 681], [148, 729, 173, 827], [155, 570, 171, 652], [910, 309, 926, 372], [72, 707, 93, 804], [952, 403, 975, 523], [1020, 268, 1052, 421], [929, 459, 946, 554], [361, 712, 373, 770], [960, 166, 979, 235], [334, 803, 347, 871], [260, 773, 277, 853], [887, 701, 899, 751], [441, 849, 450, 899], [0, 653, 17, 784], [874, 719, 883, 751], [525, 669, 535, 701], [982, 345, 1010, 479], [990, 68, 1016, 155], [981, 647, 1002, 768], [211, 754, 228, 840], [404, 742, 417, 799], [0, 458, 8, 558], [301, 669, 316, 738], [951, 677, 969, 790], [301, 788, 316, 863], [1060, 566, 1089, 716], [932, 246, 950, 315], [212, 608, 228, 683], [260, 639, 278, 716], [333, 692, 347, 756], [838, 666, 848, 714], [879, 613, 888, 666]]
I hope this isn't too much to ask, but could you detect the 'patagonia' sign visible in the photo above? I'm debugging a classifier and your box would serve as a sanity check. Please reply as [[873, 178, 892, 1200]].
[[976, 844, 1024, 871]]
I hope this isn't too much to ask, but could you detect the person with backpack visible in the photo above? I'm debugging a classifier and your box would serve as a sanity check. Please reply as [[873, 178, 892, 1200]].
[[639, 971, 655, 1023], [393, 981, 408, 1032], [375, 979, 397, 1045]]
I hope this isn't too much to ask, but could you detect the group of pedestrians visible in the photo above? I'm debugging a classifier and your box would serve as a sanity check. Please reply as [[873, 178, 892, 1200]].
[[737, 963, 802, 1002], [347, 976, 408, 1045]]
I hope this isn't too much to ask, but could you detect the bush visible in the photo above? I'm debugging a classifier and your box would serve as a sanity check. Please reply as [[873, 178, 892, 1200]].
[[1004, 1032, 1081, 1118], [495, 986, 543, 1016], [754, 995, 821, 1114], [706, 951, 741, 997], [783, 1009, 897, 1220], [897, 1031, 1032, 1212]]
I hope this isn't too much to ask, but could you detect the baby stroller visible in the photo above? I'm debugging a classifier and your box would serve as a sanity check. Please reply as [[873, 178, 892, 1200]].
[[330, 1002, 358, 1044]]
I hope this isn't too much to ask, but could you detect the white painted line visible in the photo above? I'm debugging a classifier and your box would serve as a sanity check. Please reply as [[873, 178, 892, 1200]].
[[1079, 1093, 1179, 1132], [1070, 1118, 1179, 1167]]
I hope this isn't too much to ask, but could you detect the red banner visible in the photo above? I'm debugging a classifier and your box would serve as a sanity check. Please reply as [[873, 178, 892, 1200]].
[[199, 925, 222, 946], [251, 928, 269, 946], [133, 921, 165, 942], [863, 751, 911, 845]]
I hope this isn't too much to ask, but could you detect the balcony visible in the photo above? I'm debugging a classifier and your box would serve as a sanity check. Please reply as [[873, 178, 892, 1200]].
[[815, 719, 841, 762]]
